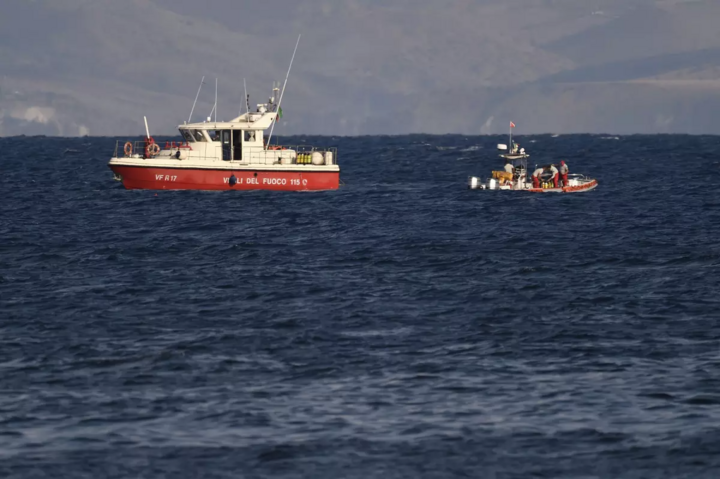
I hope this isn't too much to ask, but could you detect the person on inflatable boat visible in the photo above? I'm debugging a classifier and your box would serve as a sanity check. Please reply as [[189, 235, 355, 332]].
[[547, 164, 559, 188], [504, 159, 514, 175], [532, 167, 544, 188], [559, 160, 569, 187]]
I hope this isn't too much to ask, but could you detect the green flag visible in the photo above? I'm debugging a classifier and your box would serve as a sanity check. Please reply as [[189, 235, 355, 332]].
[[277, 107, 283, 120]]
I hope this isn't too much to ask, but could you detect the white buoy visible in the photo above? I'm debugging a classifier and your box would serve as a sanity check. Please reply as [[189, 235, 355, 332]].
[[469, 177, 479, 189], [324, 151, 334, 165], [311, 151, 324, 165]]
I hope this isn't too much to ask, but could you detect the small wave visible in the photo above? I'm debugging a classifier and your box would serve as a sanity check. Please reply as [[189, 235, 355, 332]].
[[684, 395, 720, 405], [340, 327, 414, 338]]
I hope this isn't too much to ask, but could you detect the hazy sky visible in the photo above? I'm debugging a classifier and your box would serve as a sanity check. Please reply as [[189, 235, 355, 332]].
[[2, 0, 720, 136]]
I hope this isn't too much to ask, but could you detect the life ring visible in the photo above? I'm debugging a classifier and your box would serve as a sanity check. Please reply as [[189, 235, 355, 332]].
[[124, 141, 133, 157], [145, 142, 161, 157]]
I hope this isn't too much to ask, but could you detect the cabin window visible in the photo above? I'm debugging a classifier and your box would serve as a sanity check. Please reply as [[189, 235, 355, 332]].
[[233, 131, 243, 160], [180, 130, 195, 142], [191, 130, 206, 142], [221, 130, 231, 161], [210, 130, 221, 142], [244, 130, 256, 142]]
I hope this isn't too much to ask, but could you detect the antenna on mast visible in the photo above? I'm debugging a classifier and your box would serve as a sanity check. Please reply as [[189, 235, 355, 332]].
[[240, 78, 247, 117], [188, 76, 205, 123], [214, 78, 218, 123], [144, 116, 151, 139], [245, 79, 251, 125], [271, 81, 280, 110], [266, 34, 301, 150]]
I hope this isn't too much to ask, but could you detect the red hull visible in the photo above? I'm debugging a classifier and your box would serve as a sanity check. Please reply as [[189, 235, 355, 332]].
[[110, 165, 339, 191]]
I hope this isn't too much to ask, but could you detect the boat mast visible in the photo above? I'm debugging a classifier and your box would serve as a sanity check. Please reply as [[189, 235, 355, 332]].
[[245, 79, 250, 126], [241, 78, 248, 117], [509, 121, 513, 153], [188, 76, 205, 123], [266, 34, 301, 150]]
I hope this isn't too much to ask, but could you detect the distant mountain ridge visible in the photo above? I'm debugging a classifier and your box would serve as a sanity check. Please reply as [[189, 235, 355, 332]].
[[2, 0, 720, 136]]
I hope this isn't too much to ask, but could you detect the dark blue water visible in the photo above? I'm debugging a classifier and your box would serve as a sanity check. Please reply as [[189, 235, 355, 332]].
[[2, 134, 720, 478]]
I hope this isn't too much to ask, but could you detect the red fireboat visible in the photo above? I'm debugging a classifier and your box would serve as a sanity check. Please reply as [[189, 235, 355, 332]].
[[109, 37, 340, 191]]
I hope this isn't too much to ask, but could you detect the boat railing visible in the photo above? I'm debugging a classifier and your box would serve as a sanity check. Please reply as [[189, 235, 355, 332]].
[[113, 140, 339, 165], [567, 173, 592, 181], [250, 145, 339, 166], [113, 140, 193, 159]]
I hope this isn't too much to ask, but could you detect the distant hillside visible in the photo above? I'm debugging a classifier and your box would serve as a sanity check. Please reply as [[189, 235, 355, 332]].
[[2, 0, 720, 136]]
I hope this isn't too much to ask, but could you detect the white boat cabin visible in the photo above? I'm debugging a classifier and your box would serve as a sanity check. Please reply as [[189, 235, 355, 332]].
[[117, 98, 336, 168], [177, 107, 286, 164]]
